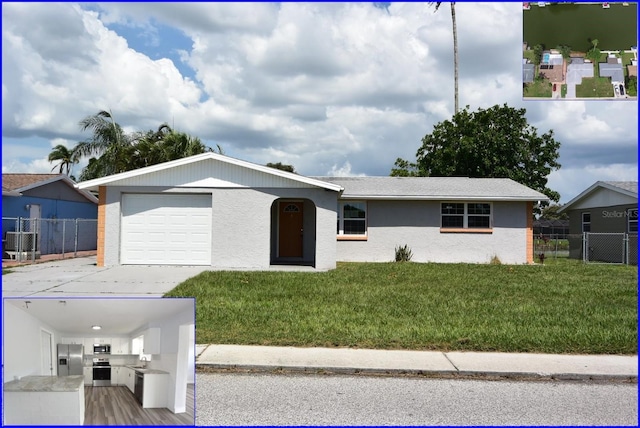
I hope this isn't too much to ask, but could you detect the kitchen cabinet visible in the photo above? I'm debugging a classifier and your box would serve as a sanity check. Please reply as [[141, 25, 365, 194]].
[[60, 337, 83, 345], [131, 328, 161, 356], [142, 373, 169, 408], [83, 338, 94, 355], [123, 367, 135, 393], [110, 367, 119, 385], [142, 328, 161, 355], [112, 338, 130, 354], [83, 367, 92, 386]]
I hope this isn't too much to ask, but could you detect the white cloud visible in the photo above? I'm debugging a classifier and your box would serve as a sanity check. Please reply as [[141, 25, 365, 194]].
[[1, 1, 636, 204]]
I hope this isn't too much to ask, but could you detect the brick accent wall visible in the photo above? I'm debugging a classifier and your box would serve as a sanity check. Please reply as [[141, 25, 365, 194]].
[[97, 186, 106, 267], [526, 201, 533, 264]]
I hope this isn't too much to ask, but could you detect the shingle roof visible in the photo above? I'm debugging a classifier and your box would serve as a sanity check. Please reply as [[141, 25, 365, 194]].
[[311, 176, 549, 201], [599, 62, 624, 82], [558, 181, 638, 213], [523, 63, 535, 83], [2, 174, 62, 192], [1, 173, 98, 203], [602, 181, 638, 195]]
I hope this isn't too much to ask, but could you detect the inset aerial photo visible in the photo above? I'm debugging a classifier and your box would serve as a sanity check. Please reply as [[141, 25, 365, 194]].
[[523, 2, 637, 99]]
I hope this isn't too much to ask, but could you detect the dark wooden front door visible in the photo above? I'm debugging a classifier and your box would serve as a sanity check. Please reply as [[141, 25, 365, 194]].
[[279, 202, 303, 258]]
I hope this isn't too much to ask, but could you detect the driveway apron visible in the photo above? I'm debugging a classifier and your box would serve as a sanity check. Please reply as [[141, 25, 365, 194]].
[[2, 256, 209, 297]]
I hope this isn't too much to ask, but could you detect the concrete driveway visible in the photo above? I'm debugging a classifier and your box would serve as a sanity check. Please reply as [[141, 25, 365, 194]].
[[2, 256, 209, 297]]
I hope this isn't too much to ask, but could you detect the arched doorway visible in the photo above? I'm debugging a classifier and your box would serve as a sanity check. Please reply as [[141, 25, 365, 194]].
[[270, 198, 317, 266]]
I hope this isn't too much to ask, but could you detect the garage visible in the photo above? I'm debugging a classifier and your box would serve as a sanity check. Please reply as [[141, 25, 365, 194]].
[[120, 193, 212, 265]]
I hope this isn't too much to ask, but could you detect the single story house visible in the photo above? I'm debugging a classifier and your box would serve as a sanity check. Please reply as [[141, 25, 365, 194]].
[[523, 61, 535, 83], [76, 153, 549, 269], [2, 174, 98, 255], [558, 181, 637, 263], [599, 58, 625, 84]]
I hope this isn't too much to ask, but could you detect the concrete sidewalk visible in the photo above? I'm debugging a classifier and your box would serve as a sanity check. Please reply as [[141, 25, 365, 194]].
[[196, 344, 638, 382]]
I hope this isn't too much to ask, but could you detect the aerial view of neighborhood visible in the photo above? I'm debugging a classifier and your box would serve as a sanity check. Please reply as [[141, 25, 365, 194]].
[[523, 2, 637, 99]]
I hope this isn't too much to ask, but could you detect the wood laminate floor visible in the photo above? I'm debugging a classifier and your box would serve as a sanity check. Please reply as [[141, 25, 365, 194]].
[[84, 384, 194, 425]]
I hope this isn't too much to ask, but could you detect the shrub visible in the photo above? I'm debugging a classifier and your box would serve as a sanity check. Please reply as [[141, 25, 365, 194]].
[[394, 245, 413, 262], [489, 255, 502, 265]]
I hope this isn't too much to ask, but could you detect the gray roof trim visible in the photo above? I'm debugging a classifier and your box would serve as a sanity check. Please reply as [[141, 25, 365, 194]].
[[9, 175, 98, 204], [558, 181, 638, 213]]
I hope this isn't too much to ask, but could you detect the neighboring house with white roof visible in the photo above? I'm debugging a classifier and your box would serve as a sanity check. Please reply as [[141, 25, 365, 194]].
[[77, 153, 549, 269]]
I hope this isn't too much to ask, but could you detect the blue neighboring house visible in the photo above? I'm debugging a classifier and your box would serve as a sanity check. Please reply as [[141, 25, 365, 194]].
[[2, 174, 98, 256]]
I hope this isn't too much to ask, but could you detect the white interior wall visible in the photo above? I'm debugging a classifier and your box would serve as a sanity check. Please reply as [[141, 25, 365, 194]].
[[3, 302, 62, 382]]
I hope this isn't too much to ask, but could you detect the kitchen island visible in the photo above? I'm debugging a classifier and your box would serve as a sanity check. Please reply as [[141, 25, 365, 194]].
[[3, 375, 85, 425]]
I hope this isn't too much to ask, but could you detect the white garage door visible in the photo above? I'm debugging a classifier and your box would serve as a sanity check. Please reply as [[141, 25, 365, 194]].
[[121, 194, 212, 265]]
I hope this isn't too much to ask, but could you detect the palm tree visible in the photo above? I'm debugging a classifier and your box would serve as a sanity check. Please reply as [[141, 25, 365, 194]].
[[432, 2, 459, 113], [73, 110, 132, 178], [47, 144, 79, 176]]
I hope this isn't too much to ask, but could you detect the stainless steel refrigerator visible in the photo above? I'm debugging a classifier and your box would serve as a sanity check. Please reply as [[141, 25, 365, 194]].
[[57, 344, 83, 376]]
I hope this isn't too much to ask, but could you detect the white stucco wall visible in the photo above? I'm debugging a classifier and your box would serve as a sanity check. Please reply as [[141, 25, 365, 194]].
[[103, 186, 337, 270], [337, 200, 529, 264]]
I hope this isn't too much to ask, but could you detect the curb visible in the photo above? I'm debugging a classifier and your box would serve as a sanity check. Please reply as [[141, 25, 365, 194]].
[[195, 362, 638, 383]]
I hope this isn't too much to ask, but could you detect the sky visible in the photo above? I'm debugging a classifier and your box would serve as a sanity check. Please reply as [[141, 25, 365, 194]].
[[2, 2, 637, 204]]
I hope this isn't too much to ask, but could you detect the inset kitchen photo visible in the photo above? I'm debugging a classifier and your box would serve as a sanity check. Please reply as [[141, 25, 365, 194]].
[[523, 2, 637, 100], [2, 297, 195, 425]]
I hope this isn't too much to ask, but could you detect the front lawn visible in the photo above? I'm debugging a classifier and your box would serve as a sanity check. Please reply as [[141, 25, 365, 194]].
[[576, 77, 615, 97], [523, 79, 552, 98], [166, 260, 638, 354]]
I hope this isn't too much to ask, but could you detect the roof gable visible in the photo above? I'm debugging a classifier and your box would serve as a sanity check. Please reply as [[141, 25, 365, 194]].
[[2, 174, 98, 203], [559, 181, 638, 212], [76, 153, 343, 192]]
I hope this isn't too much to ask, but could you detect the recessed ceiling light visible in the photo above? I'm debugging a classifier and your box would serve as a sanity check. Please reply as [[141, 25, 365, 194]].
[[92, 325, 102, 330]]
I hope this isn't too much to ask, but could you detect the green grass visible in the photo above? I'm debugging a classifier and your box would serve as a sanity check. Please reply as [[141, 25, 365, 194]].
[[523, 79, 552, 98], [166, 261, 637, 355], [2, 268, 13, 275], [576, 77, 615, 97]]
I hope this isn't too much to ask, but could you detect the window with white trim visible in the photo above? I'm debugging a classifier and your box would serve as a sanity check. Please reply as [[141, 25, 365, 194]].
[[337, 201, 367, 236], [628, 208, 638, 233], [582, 212, 591, 233], [441, 202, 492, 229]]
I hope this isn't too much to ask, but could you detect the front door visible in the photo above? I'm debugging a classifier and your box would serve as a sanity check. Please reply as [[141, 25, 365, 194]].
[[279, 202, 303, 258]]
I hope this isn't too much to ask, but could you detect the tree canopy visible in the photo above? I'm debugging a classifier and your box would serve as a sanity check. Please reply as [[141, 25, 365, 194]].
[[49, 111, 216, 181], [391, 104, 561, 204], [266, 162, 296, 173]]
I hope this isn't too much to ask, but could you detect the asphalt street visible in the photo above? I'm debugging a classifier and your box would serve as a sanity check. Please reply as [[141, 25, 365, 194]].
[[196, 372, 638, 426]]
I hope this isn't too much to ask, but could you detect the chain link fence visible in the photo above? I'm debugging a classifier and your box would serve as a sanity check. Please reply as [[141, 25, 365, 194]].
[[537, 232, 637, 265], [2, 217, 97, 263]]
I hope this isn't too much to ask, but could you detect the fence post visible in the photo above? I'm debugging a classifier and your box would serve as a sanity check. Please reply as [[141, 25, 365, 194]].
[[625, 233, 629, 265], [62, 220, 66, 258], [17, 217, 23, 262], [582, 232, 587, 263], [31, 218, 37, 263], [74, 219, 79, 257]]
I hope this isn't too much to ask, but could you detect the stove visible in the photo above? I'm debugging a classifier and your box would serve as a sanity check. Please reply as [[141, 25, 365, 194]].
[[92, 358, 111, 387]]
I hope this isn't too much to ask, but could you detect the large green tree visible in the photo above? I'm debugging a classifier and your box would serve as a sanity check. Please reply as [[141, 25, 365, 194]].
[[391, 104, 562, 204]]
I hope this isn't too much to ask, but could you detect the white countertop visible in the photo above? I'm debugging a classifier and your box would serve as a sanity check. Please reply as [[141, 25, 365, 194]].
[[4, 375, 84, 392], [125, 365, 169, 375]]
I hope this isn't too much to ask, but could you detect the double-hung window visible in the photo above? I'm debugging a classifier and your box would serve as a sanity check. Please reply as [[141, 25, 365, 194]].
[[628, 208, 638, 233], [582, 212, 591, 233], [441, 202, 492, 230], [337, 201, 367, 238]]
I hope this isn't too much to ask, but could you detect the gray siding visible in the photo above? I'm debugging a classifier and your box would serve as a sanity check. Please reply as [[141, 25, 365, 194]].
[[567, 204, 637, 234], [337, 201, 529, 264], [103, 186, 337, 270]]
